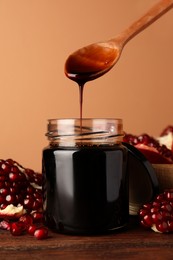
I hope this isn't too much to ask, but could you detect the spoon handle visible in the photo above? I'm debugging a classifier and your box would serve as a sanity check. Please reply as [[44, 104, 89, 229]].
[[115, 0, 173, 46]]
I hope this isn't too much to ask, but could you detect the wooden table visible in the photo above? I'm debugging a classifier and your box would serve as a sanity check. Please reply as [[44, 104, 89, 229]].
[[0, 217, 172, 260]]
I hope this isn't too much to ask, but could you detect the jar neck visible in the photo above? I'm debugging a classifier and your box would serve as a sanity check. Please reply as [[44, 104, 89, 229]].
[[46, 118, 124, 147]]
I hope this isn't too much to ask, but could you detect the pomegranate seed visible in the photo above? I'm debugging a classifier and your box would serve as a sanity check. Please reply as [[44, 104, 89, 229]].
[[152, 201, 160, 208], [0, 203, 8, 209], [10, 187, 18, 194], [32, 200, 41, 210], [10, 166, 19, 173], [0, 220, 11, 230], [168, 220, 173, 232], [143, 203, 152, 210], [139, 208, 148, 218], [156, 221, 169, 233], [10, 222, 26, 236], [1, 163, 10, 173], [9, 173, 20, 182], [34, 227, 48, 240], [27, 186, 34, 194], [19, 214, 33, 227], [156, 194, 165, 202], [150, 207, 159, 214], [0, 182, 5, 188], [143, 215, 153, 227], [0, 195, 5, 204], [161, 211, 171, 220], [32, 212, 43, 223], [24, 197, 34, 209], [0, 188, 9, 196], [161, 204, 172, 212], [152, 213, 163, 224], [0, 175, 7, 181], [27, 224, 37, 235], [165, 191, 173, 201], [6, 194, 16, 204]]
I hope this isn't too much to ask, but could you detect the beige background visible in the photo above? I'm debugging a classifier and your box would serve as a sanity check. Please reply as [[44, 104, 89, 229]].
[[0, 0, 173, 171]]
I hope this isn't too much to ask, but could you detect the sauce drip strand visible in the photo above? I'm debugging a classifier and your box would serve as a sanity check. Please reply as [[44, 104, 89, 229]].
[[64, 43, 119, 122]]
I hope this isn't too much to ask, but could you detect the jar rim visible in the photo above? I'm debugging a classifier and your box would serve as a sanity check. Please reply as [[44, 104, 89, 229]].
[[47, 118, 123, 122], [46, 118, 124, 146]]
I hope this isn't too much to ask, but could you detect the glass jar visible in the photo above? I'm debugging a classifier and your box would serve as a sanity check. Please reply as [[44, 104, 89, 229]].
[[42, 118, 128, 234]]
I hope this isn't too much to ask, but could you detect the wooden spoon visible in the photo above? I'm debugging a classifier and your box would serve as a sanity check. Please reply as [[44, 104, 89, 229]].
[[65, 0, 173, 83]]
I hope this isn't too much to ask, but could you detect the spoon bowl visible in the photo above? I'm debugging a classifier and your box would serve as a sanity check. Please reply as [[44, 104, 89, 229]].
[[65, 41, 121, 82], [65, 0, 173, 83]]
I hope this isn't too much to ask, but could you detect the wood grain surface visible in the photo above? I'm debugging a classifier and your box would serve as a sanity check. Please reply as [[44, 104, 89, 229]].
[[0, 217, 172, 260]]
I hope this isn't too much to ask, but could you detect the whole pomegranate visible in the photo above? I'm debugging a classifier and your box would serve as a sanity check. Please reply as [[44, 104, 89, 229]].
[[0, 159, 48, 239]]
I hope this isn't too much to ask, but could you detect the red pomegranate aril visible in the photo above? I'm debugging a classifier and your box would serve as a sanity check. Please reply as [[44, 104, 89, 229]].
[[168, 220, 173, 232], [140, 219, 150, 229], [19, 214, 33, 227], [150, 207, 159, 214], [27, 186, 34, 194], [0, 203, 8, 210], [12, 182, 19, 189], [34, 190, 42, 198], [10, 187, 18, 194], [156, 194, 165, 202], [0, 195, 5, 204], [152, 201, 161, 208], [6, 194, 16, 204], [9, 173, 20, 182], [139, 208, 148, 218], [142, 203, 152, 211], [34, 227, 48, 240], [35, 197, 42, 205], [165, 191, 173, 201], [32, 212, 43, 223], [0, 188, 9, 196], [0, 220, 11, 230], [32, 201, 41, 211], [161, 211, 171, 220], [24, 198, 34, 209], [143, 215, 153, 227], [156, 221, 169, 233], [152, 213, 163, 224], [10, 222, 26, 236], [0, 175, 7, 181], [10, 166, 19, 173], [0, 182, 5, 188], [161, 204, 172, 212], [16, 194, 23, 204], [1, 163, 10, 173], [27, 224, 37, 235]]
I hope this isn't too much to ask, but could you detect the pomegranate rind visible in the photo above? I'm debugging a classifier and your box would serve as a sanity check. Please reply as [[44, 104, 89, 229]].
[[151, 224, 162, 233], [135, 143, 173, 164], [0, 204, 26, 219], [157, 132, 173, 151], [123, 133, 173, 164]]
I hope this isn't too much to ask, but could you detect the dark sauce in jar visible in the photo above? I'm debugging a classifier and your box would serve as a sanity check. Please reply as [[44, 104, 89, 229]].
[[42, 142, 128, 234]]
